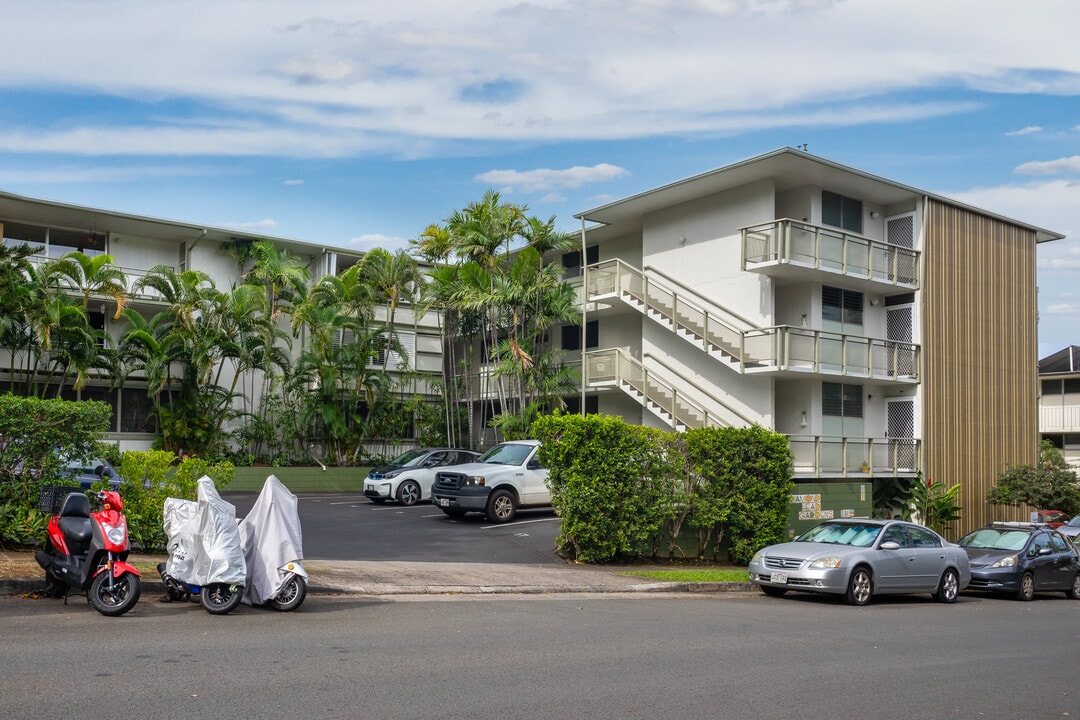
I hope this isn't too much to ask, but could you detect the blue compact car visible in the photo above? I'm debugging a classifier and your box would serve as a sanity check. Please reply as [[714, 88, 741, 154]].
[[957, 522, 1080, 601]]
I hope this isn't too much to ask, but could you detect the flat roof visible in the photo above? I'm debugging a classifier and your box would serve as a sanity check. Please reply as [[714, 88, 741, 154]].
[[575, 147, 1064, 244]]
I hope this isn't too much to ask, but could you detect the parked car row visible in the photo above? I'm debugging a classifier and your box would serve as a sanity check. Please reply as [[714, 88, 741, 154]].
[[364, 440, 551, 524], [749, 518, 1080, 606]]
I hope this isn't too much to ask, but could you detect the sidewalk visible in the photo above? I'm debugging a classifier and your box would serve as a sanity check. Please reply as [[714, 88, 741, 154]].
[[0, 550, 754, 597]]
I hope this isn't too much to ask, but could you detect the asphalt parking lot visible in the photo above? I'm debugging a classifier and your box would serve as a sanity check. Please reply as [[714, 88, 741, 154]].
[[225, 492, 563, 564]]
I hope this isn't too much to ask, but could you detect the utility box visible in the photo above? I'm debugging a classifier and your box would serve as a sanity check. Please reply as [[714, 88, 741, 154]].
[[785, 481, 872, 539]]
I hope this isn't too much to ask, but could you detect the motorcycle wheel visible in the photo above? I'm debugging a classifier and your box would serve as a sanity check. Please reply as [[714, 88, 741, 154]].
[[201, 583, 243, 615], [89, 571, 141, 617], [268, 576, 307, 612]]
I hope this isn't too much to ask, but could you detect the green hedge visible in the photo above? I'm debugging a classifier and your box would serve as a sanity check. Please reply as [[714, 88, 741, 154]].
[[533, 413, 793, 565]]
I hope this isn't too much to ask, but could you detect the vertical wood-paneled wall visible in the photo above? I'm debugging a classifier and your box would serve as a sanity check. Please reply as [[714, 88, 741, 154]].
[[922, 199, 1039, 535]]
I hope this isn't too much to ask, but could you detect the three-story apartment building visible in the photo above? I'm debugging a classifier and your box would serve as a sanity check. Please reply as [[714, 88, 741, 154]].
[[0, 190, 444, 454], [1039, 345, 1080, 472], [566, 148, 1064, 535]]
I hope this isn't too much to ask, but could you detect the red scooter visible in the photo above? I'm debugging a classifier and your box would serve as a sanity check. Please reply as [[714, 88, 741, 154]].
[[36, 490, 142, 616]]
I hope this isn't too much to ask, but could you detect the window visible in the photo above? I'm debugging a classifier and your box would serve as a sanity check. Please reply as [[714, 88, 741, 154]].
[[563, 395, 599, 415], [822, 191, 863, 233], [562, 245, 599, 278], [822, 286, 863, 326], [823, 382, 863, 418], [561, 320, 597, 351], [907, 526, 941, 548]]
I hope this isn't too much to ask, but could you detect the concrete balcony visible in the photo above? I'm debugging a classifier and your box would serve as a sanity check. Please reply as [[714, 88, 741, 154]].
[[742, 218, 919, 292]]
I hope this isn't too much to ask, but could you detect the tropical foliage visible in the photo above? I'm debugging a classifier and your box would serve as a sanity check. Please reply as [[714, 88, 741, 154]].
[[413, 190, 580, 446], [0, 191, 583, 464], [987, 441, 1080, 517]]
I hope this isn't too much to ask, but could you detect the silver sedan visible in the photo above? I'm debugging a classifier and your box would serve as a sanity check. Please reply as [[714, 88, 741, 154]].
[[748, 519, 971, 606]]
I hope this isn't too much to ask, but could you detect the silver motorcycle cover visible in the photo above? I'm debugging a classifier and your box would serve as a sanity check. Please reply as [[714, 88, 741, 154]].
[[238, 474, 305, 605], [163, 475, 247, 586]]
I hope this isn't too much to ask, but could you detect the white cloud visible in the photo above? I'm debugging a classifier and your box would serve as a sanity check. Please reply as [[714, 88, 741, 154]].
[[283, 179, 305, 186], [2, 1, 1079, 155], [475, 164, 629, 193], [536, 192, 568, 204], [345, 233, 409, 252], [1006, 126, 1042, 136], [1044, 303, 1080, 314], [1015, 156, 1080, 176]]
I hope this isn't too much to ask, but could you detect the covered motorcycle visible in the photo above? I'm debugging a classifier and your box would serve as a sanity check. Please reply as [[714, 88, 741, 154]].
[[159, 475, 247, 614], [237, 474, 307, 611]]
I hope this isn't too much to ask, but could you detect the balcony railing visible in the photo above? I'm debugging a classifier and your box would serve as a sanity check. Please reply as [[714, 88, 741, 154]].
[[742, 219, 919, 288], [1040, 405, 1080, 433], [744, 327, 919, 380], [788, 435, 920, 477], [585, 258, 917, 380]]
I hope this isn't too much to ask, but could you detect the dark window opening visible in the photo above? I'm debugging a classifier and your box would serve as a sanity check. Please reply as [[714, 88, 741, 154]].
[[822, 190, 863, 234], [822, 286, 864, 325], [562, 245, 599, 278], [561, 320, 598, 351], [563, 395, 599, 415], [823, 382, 863, 418]]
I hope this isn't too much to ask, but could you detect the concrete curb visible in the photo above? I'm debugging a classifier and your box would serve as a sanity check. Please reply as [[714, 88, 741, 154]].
[[2, 575, 757, 598]]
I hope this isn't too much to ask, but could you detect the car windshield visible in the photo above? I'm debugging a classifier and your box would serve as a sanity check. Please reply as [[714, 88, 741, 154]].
[[796, 522, 882, 547], [386, 449, 430, 468], [478, 443, 532, 466], [1068, 515, 1080, 528], [958, 528, 1030, 551], [64, 457, 106, 474]]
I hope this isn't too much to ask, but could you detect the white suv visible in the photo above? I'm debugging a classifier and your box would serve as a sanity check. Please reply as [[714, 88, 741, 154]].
[[363, 448, 480, 506]]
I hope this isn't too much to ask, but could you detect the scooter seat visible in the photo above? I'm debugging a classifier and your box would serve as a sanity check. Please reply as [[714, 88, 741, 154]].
[[58, 516, 93, 555], [57, 493, 93, 556]]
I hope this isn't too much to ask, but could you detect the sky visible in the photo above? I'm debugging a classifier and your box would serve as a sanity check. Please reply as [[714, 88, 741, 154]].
[[1, 0, 1079, 356]]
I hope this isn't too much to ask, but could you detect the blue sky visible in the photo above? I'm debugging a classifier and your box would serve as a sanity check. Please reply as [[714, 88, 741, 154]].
[[1, 0, 1078, 355]]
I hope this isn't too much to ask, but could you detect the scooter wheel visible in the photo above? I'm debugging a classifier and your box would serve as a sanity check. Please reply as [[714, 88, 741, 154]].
[[201, 583, 243, 615], [268, 576, 307, 612], [89, 572, 141, 617]]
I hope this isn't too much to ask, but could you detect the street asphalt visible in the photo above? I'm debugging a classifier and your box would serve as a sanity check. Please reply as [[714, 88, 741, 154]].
[[0, 549, 755, 597]]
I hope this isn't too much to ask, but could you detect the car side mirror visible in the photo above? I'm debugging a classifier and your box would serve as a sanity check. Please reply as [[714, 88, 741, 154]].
[[880, 541, 901, 551], [1038, 547, 1053, 556]]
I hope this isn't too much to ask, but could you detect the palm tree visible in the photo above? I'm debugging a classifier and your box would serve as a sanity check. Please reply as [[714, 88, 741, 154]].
[[49, 250, 128, 319], [360, 248, 424, 373]]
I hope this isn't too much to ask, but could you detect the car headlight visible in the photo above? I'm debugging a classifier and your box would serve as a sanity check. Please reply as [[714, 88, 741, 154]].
[[750, 550, 763, 564], [991, 555, 1017, 568], [809, 556, 842, 569], [382, 469, 402, 479], [464, 476, 486, 486]]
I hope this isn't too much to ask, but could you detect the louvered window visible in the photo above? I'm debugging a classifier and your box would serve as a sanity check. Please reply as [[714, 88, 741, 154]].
[[823, 382, 863, 418], [822, 191, 863, 233], [822, 286, 863, 325]]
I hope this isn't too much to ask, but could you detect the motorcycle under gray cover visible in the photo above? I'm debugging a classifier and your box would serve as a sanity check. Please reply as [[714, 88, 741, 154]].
[[162, 475, 247, 586], [237, 474, 305, 605]]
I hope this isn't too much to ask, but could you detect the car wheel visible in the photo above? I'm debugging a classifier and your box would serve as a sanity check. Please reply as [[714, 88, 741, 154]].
[[933, 568, 960, 603], [486, 488, 517, 523], [845, 567, 873, 606], [1016, 572, 1035, 601], [397, 480, 421, 506], [760, 585, 787, 598], [1066, 574, 1080, 600]]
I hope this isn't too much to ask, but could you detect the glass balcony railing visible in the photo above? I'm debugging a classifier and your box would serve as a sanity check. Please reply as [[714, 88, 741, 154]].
[[788, 435, 920, 477], [742, 219, 919, 288]]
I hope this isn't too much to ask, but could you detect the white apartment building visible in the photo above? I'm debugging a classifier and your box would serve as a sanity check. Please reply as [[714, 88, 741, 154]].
[[565, 148, 1064, 535], [0, 191, 444, 454]]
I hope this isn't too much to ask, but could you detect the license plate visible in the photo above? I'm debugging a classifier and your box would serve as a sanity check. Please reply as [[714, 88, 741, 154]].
[[770, 572, 788, 584], [437, 498, 449, 507]]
